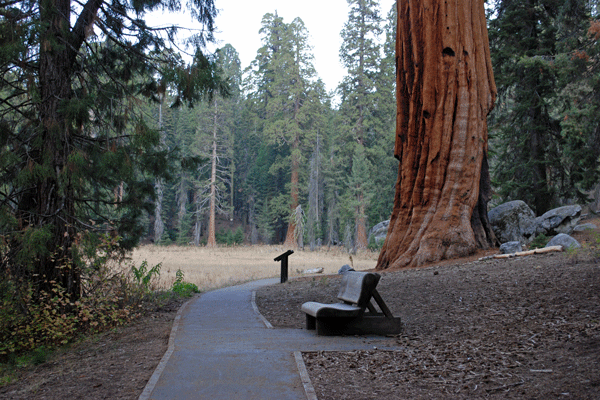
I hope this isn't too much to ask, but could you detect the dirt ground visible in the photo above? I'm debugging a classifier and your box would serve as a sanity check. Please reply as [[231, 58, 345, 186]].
[[1, 226, 599, 399], [255, 228, 600, 399], [0, 301, 184, 400]]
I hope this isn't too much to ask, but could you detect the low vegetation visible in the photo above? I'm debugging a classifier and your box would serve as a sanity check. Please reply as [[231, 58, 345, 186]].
[[0, 242, 375, 386], [129, 244, 378, 292], [0, 238, 202, 378]]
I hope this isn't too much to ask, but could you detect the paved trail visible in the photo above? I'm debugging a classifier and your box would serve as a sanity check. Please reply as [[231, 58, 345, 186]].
[[142, 278, 398, 400]]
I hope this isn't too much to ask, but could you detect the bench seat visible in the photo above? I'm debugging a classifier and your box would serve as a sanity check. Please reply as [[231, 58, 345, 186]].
[[301, 301, 363, 319], [301, 271, 402, 336]]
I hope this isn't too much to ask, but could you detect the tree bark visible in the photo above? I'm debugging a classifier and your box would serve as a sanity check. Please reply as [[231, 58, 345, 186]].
[[283, 136, 300, 247], [355, 198, 368, 249], [19, 0, 99, 298], [154, 96, 165, 243], [283, 90, 302, 248], [377, 0, 497, 270], [207, 99, 219, 247]]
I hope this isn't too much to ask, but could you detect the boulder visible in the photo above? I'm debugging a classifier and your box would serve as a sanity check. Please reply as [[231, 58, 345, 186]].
[[573, 223, 597, 232], [368, 220, 390, 246], [488, 200, 538, 245], [546, 233, 581, 250], [499, 241, 522, 254], [535, 205, 582, 235]]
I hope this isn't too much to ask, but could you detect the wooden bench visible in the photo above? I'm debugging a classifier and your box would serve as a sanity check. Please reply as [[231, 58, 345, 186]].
[[301, 271, 402, 336]]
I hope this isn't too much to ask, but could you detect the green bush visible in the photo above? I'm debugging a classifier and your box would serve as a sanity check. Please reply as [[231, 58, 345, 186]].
[[368, 235, 383, 251], [171, 270, 199, 298], [0, 233, 162, 360], [233, 227, 244, 244], [216, 227, 244, 246], [529, 233, 549, 249]]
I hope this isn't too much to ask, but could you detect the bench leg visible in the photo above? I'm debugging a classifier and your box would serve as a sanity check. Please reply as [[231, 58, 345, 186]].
[[306, 314, 316, 330]]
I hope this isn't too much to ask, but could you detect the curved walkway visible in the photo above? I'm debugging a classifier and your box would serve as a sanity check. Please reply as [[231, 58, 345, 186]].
[[140, 278, 398, 400]]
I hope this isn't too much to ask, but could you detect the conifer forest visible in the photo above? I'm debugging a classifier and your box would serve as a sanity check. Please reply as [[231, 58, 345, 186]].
[[136, 0, 600, 250], [1, 0, 600, 299]]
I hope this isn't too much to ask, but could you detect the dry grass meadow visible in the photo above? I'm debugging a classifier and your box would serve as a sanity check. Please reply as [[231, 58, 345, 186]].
[[128, 245, 379, 292]]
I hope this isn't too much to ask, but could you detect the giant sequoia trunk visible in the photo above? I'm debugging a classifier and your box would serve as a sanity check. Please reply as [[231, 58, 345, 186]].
[[377, 0, 497, 270]]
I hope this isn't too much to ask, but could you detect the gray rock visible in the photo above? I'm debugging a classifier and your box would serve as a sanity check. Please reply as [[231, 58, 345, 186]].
[[535, 205, 582, 235], [488, 200, 538, 245], [500, 241, 522, 254], [573, 223, 597, 232], [368, 220, 390, 246], [338, 264, 355, 274], [546, 233, 581, 250]]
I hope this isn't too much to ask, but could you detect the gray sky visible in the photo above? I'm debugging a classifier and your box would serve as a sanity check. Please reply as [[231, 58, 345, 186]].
[[166, 0, 396, 94]]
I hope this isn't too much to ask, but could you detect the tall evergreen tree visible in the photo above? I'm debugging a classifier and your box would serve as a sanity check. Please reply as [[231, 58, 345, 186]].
[[488, 0, 600, 212], [377, 0, 497, 270], [246, 13, 325, 246], [368, 2, 399, 227], [0, 0, 225, 299], [338, 0, 383, 248], [194, 45, 241, 247], [488, 0, 561, 214]]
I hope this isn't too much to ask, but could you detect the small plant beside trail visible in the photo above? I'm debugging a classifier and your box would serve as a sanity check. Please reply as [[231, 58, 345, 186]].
[[0, 233, 193, 381], [171, 269, 200, 298]]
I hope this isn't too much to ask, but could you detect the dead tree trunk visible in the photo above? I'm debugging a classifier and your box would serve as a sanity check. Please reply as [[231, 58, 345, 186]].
[[283, 137, 300, 247], [377, 0, 497, 270], [206, 99, 218, 247], [283, 93, 302, 248]]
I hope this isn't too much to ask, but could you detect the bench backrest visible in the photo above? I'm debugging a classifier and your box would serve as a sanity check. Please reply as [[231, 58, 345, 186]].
[[337, 271, 381, 308]]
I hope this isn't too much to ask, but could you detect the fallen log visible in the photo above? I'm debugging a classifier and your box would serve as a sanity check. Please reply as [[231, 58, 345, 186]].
[[302, 267, 324, 274], [492, 245, 563, 259]]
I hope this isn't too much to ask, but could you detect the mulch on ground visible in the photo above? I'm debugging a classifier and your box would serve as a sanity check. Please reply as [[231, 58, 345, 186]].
[[255, 244, 600, 399]]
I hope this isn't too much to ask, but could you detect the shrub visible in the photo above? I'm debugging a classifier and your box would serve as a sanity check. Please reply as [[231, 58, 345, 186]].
[[171, 269, 199, 298], [529, 233, 549, 249], [368, 235, 383, 251], [0, 233, 162, 360], [233, 227, 244, 244], [216, 227, 244, 246]]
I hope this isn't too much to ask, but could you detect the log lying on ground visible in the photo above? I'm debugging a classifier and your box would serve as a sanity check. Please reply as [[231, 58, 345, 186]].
[[302, 267, 324, 274], [479, 246, 564, 261]]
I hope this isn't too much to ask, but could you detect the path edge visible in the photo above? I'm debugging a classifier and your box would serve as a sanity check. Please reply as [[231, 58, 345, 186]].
[[251, 290, 274, 329], [294, 351, 318, 400], [138, 295, 197, 400]]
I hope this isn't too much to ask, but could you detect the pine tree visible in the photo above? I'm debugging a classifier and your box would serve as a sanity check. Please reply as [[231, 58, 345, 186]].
[[0, 0, 225, 299], [246, 13, 325, 247], [487, 0, 561, 214], [338, 0, 384, 248], [552, 1, 600, 202], [488, 0, 600, 212], [193, 45, 241, 247], [368, 2, 399, 226]]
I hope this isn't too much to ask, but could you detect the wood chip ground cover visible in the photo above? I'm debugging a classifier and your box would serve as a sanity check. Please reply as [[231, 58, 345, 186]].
[[256, 247, 600, 399]]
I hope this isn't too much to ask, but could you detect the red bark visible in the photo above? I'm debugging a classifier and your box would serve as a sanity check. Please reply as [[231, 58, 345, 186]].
[[377, 0, 497, 270]]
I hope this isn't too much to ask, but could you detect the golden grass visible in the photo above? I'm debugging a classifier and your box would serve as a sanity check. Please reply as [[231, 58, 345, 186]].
[[128, 245, 379, 292]]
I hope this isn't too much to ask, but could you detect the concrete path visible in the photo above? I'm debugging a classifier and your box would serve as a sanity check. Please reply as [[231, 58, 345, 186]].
[[141, 278, 399, 400]]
